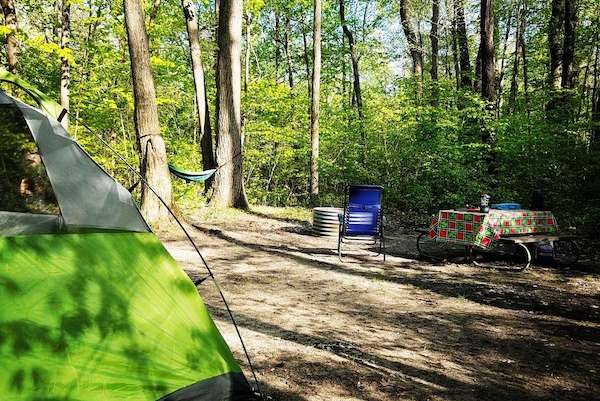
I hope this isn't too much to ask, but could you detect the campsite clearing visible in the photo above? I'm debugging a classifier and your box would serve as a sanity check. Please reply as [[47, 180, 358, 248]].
[[163, 206, 600, 401]]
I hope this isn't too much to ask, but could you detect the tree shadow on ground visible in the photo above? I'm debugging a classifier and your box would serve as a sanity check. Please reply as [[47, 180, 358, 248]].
[[207, 303, 599, 401], [192, 224, 600, 323]]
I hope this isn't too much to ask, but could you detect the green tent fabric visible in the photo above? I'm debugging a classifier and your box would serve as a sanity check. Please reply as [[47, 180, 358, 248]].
[[0, 68, 66, 120], [0, 80, 256, 400]]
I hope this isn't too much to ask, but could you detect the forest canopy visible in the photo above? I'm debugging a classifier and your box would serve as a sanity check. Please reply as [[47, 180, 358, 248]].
[[1, 0, 599, 230]]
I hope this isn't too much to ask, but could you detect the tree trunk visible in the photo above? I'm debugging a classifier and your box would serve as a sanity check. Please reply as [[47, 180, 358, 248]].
[[1, 0, 18, 73], [284, 16, 294, 89], [430, 0, 439, 102], [301, 14, 311, 97], [455, 0, 472, 88], [480, 0, 495, 101], [496, 0, 515, 112], [548, 0, 564, 90], [475, 44, 482, 93], [480, 0, 496, 184], [310, 0, 321, 197], [123, 0, 173, 223], [520, 0, 529, 114], [509, 0, 522, 112], [212, 0, 248, 208], [450, 0, 461, 89], [244, 12, 252, 93], [339, 0, 363, 114], [399, 0, 423, 94], [274, 12, 280, 83], [58, 0, 70, 130], [560, 0, 576, 89], [591, 43, 599, 149], [182, 0, 215, 192]]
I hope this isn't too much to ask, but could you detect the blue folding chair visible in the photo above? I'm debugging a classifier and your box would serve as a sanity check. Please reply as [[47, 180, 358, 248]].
[[338, 185, 385, 261]]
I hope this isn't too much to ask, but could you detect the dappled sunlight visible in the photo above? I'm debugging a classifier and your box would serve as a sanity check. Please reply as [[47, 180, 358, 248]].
[[162, 209, 600, 401]]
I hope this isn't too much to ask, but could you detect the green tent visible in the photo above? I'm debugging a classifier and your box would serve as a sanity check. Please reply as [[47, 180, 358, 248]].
[[0, 78, 256, 400]]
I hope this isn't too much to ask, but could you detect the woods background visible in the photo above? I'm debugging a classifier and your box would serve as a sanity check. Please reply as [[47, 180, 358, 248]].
[[1, 0, 599, 230]]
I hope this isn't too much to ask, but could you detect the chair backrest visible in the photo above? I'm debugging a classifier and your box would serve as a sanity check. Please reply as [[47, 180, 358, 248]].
[[344, 185, 383, 236]]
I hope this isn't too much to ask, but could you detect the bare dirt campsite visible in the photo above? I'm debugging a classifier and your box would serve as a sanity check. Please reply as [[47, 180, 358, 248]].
[[162, 207, 600, 401]]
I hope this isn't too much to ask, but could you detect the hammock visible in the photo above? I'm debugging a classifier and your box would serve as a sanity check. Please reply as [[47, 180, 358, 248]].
[[169, 164, 216, 183]]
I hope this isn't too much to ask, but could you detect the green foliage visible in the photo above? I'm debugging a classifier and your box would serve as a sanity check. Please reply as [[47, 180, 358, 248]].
[[1, 0, 598, 233]]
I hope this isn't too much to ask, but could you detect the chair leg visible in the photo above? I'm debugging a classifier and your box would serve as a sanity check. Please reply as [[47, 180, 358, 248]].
[[382, 235, 386, 262], [338, 235, 343, 261]]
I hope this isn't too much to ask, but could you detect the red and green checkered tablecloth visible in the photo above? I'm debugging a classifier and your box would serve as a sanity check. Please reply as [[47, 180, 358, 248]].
[[428, 209, 559, 249]]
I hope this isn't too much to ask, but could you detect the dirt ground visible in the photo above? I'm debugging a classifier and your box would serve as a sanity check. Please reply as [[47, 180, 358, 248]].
[[161, 206, 600, 401]]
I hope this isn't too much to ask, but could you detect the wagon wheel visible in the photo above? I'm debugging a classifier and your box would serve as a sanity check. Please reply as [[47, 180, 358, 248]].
[[553, 239, 580, 267]]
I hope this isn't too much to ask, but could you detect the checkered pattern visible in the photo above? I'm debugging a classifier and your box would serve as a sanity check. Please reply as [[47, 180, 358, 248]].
[[428, 210, 559, 249]]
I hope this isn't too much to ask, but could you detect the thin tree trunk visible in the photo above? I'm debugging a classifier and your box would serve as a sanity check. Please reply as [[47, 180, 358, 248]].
[[430, 0, 439, 103], [399, 0, 424, 94], [213, 0, 248, 208], [496, 0, 515, 112], [591, 42, 599, 149], [480, 0, 496, 184], [480, 0, 495, 101], [509, 0, 522, 112], [182, 0, 215, 192], [561, 0, 576, 89], [244, 11, 252, 93], [451, 0, 461, 89], [274, 12, 280, 83], [1, 0, 18, 73], [339, 0, 363, 114], [310, 0, 321, 197], [548, 0, 564, 90], [123, 0, 173, 223], [301, 14, 311, 97], [475, 44, 482, 93], [520, 0, 529, 114], [284, 16, 294, 89], [59, 0, 70, 130], [455, 0, 471, 88]]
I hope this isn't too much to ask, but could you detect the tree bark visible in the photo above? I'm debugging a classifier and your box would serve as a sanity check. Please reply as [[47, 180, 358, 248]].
[[212, 0, 248, 208], [430, 0, 439, 81], [496, 0, 515, 112], [58, 0, 70, 130], [519, 0, 529, 114], [455, 0, 471, 88], [450, 0, 461, 89], [274, 12, 280, 83], [284, 16, 294, 89], [591, 43, 599, 149], [508, 0, 522, 112], [560, 0, 576, 89], [123, 0, 173, 223], [1, 0, 18, 73], [430, 0, 439, 102], [244, 12, 251, 93], [480, 0, 495, 101], [548, 0, 564, 89], [399, 0, 423, 94], [339, 0, 363, 114], [182, 0, 215, 192], [310, 0, 321, 197], [475, 44, 482, 93], [301, 14, 311, 97]]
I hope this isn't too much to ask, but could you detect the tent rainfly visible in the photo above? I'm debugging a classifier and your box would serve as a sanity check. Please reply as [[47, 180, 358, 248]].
[[0, 72, 256, 401]]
